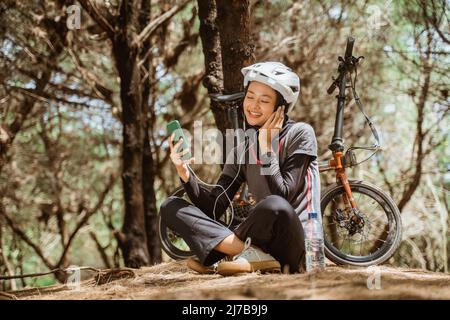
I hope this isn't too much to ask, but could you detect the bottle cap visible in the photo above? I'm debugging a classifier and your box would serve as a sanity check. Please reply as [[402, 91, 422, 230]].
[[308, 212, 318, 219]]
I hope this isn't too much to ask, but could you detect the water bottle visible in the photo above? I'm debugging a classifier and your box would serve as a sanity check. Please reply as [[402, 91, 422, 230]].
[[304, 212, 325, 272]]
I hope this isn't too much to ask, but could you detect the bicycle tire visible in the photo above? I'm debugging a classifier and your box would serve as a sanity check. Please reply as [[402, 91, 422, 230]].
[[158, 186, 198, 260], [159, 184, 235, 260], [320, 180, 402, 266]]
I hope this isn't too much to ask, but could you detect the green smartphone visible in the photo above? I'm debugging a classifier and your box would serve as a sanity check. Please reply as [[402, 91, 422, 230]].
[[166, 120, 192, 161]]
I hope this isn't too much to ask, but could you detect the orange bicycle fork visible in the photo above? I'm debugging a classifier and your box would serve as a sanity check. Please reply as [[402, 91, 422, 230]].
[[329, 151, 357, 210]]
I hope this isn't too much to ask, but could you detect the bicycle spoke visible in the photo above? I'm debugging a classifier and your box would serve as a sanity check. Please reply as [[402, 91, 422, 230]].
[[369, 224, 389, 235], [360, 231, 366, 256], [368, 220, 389, 235], [358, 199, 379, 218], [357, 192, 362, 203], [371, 237, 387, 243], [363, 227, 373, 255], [343, 233, 351, 254], [365, 203, 384, 219], [367, 215, 387, 225]]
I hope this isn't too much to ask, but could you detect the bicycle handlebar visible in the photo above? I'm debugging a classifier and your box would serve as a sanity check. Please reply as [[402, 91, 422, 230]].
[[326, 78, 338, 95], [344, 36, 355, 62], [327, 36, 356, 95]]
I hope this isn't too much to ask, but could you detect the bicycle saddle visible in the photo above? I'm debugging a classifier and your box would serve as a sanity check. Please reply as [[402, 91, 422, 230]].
[[209, 92, 245, 103]]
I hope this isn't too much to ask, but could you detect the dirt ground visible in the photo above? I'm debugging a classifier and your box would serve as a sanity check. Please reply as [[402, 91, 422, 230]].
[[3, 261, 450, 300]]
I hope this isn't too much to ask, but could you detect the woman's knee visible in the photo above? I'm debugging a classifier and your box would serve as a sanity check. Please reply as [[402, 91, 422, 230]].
[[159, 196, 186, 223], [257, 195, 296, 218]]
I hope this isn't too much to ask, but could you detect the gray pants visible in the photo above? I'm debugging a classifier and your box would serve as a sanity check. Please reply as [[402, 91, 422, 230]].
[[159, 194, 306, 273]]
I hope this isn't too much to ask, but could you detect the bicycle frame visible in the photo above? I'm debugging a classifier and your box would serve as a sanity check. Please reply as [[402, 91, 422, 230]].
[[320, 150, 358, 210], [320, 37, 359, 211]]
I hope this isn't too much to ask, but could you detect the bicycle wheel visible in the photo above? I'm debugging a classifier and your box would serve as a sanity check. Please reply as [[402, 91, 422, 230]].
[[158, 186, 199, 260], [158, 185, 239, 260], [320, 180, 402, 266]]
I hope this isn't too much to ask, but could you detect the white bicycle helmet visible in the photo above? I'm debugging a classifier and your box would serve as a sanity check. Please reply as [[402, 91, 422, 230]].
[[241, 61, 300, 113]]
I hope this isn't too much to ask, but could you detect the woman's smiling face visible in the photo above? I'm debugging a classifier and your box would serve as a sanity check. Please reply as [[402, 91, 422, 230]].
[[243, 81, 277, 127]]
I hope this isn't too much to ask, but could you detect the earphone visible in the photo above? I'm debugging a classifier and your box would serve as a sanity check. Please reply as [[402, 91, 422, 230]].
[[186, 131, 257, 228]]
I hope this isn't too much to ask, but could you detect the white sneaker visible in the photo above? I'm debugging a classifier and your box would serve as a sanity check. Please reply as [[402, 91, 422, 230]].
[[217, 238, 281, 276]]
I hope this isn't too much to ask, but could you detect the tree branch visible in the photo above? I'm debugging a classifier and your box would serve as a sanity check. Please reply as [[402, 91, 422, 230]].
[[376, 156, 395, 198], [57, 173, 118, 266], [78, 0, 115, 38], [397, 27, 433, 212], [133, 0, 192, 48], [0, 202, 55, 270], [89, 231, 112, 269]]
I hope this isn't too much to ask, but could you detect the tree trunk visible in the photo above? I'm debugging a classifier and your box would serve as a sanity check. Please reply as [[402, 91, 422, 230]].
[[141, 0, 162, 265], [112, 1, 150, 267], [199, 0, 254, 164], [143, 126, 162, 264], [216, 0, 254, 94], [0, 225, 17, 290], [197, 0, 226, 133], [80, 0, 189, 268]]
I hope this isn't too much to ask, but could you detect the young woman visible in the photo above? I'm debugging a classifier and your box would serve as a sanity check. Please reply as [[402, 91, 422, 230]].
[[160, 62, 321, 275]]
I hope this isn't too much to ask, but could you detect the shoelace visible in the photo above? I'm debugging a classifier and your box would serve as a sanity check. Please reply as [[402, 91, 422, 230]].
[[211, 262, 219, 272], [233, 237, 257, 261], [211, 252, 236, 272]]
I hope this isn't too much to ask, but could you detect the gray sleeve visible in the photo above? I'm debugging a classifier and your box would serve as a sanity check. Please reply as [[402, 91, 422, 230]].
[[286, 123, 318, 159], [260, 122, 318, 201], [262, 153, 313, 202]]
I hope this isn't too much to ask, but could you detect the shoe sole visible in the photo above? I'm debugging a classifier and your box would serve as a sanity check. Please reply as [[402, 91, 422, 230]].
[[217, 261, 281, 276], [186, 258, 215, 274]]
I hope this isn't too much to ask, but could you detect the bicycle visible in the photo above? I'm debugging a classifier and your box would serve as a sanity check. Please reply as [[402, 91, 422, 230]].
[[159, 37, 402, 266]]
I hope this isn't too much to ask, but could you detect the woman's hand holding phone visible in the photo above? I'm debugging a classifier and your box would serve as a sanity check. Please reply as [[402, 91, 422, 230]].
[[259, 105, 285, 154], [169, 133, 195, 183]]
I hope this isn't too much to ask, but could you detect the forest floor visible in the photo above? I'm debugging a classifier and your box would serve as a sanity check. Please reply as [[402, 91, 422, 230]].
[[3, 261, 450, 300]]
